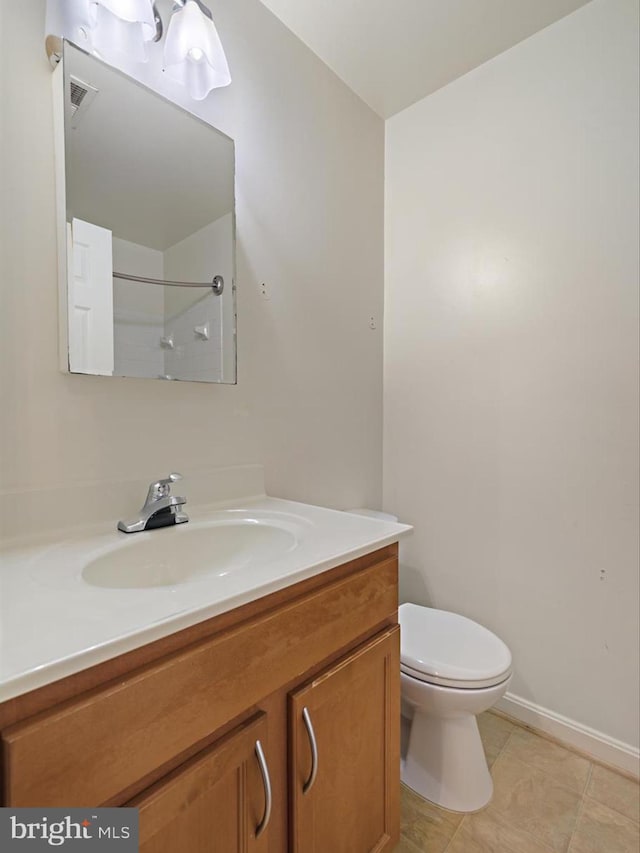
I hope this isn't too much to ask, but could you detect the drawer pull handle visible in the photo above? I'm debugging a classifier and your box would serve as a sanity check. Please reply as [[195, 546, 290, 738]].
[[302, 707, 318, 794], [254, 740, 272, 838]]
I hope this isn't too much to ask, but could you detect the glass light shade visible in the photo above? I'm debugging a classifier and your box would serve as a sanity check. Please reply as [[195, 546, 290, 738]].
[[90, 6, 150, 63], [89, 1, 158, 64], [164, 1, 231, 101], [90, 0, 157, 40]]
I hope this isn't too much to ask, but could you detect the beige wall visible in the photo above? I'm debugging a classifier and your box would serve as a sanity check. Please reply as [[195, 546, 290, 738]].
[[0, 1, 384, 513], [384, 0, 639, 750]]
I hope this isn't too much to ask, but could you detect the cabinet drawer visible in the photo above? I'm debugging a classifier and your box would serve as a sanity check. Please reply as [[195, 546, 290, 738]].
[[3, 556, 397, 806]]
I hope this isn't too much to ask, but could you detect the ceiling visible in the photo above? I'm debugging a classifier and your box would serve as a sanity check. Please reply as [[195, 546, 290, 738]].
[[257, 0, 594, 118]]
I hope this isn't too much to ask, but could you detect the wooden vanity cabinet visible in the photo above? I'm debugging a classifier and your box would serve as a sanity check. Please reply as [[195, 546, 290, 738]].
[[0, 545, 400, 853]]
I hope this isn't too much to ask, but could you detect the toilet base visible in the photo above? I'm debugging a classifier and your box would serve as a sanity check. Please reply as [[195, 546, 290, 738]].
[[402, 709, 493, 813]]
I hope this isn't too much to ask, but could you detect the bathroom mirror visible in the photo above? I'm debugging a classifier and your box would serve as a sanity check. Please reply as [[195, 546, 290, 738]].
[[57, 41, 236, 383]]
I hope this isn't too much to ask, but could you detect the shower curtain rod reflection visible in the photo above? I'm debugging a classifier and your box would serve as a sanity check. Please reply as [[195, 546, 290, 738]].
[[113, 271, 224, 295]]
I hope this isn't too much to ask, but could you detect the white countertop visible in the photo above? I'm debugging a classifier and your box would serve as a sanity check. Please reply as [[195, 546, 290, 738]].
[[0, 496, 411, 702]]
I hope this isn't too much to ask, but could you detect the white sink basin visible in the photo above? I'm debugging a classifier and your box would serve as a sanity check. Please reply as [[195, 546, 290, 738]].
[[2, 494, 411, 701], [83, 518, 299, 589]]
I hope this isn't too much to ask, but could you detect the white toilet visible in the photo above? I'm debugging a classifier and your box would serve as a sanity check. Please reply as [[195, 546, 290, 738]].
[[399, 602, 512, 813]]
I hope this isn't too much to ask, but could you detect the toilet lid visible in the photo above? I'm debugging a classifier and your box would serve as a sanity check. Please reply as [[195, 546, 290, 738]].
[[399, 603, 512, 689]]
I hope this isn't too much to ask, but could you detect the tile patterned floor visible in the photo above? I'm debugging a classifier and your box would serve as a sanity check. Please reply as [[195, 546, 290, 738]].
[[397, 712, 640, 853]]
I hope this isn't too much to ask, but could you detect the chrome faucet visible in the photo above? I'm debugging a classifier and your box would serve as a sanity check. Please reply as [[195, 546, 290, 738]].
[[117, 473, 189, 533]]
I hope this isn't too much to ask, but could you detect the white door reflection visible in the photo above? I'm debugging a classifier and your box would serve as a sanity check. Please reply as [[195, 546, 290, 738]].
[[68, 217, 114, 375]]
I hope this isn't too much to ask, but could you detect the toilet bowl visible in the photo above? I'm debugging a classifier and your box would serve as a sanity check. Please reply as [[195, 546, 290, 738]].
[[399, 603, 512, 813]]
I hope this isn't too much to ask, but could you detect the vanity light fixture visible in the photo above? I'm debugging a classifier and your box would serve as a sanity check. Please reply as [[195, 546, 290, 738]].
[[163, 0, 232, 100], [46, 0, 231, 100], [90, 0, 163, 64]]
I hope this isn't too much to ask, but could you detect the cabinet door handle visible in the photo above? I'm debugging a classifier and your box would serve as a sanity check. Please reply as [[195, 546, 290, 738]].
[[301, 706, 318, 794], [254, 739, 272, 838]]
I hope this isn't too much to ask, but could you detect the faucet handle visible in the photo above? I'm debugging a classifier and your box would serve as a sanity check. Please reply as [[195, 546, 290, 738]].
[[146, 472, 184, 503]]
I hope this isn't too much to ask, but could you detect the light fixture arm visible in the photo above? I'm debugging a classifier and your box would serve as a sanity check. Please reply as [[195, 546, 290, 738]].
[[173, 0, 213, 22], [152, 3, 163, 41]]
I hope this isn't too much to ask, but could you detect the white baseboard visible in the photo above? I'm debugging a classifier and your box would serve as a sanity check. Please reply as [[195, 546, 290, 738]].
[[495, 692, 640, 779]]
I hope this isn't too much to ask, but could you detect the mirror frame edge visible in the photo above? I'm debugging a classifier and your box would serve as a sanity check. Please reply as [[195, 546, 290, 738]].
[[52, 55, 70, 375], [53, 40, 239, 386]]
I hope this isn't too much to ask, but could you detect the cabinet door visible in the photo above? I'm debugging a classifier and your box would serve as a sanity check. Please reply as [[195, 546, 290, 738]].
[[130, 713, 272, 853], [289, 626, 400, 853]]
